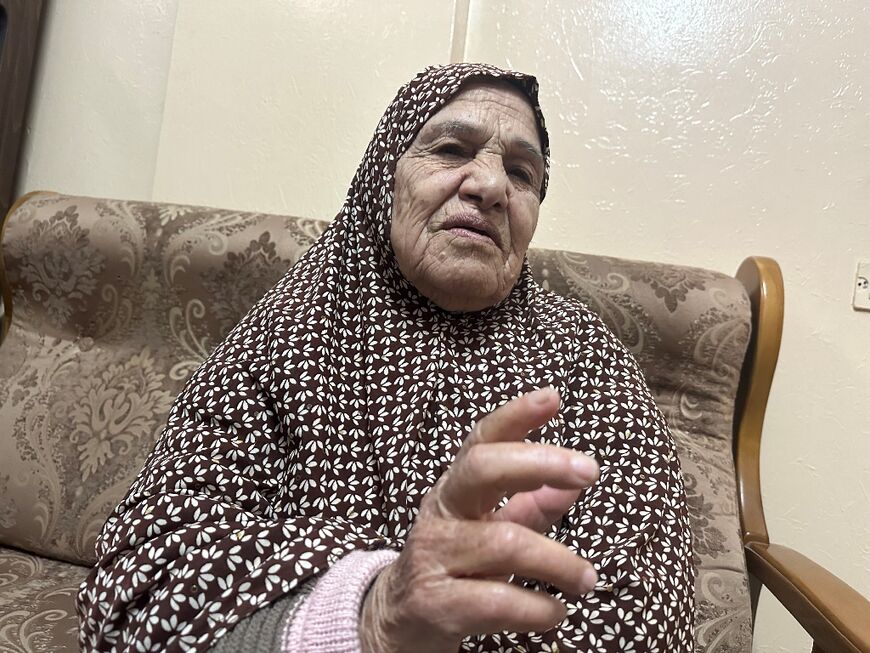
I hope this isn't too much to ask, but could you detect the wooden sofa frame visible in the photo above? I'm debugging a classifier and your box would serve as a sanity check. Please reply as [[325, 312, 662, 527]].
[[734, 257, 870, 653]]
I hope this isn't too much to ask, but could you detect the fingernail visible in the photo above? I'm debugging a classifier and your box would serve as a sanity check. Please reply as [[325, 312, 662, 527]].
[[571, 455, 599, 482], [581, 567, 598, 592], [530, 386, 554, 404]]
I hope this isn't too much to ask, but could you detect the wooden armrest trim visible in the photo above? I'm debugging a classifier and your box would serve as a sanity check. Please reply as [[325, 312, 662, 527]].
[[734, 256, 784, 545], [746, 541, 870, 653]]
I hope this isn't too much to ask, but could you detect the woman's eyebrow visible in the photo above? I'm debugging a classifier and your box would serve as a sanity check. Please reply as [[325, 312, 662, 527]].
[[513, 139, 545, 167], [428, 119, 544, 165]]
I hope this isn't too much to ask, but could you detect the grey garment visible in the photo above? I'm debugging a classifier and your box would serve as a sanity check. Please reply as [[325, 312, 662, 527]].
[[208, 579, 316, 653]]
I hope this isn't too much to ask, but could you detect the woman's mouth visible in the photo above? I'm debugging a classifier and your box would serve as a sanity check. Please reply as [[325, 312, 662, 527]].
[[440, 213, 501, 248], [447, 226, 496, 245]]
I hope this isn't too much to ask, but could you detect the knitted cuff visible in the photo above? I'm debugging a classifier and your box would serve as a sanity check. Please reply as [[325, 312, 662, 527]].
[[281, 548, 399, 653]]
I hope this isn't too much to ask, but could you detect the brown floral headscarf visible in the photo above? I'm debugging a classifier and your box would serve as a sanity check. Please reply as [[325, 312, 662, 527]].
[[78, 63, 693, 652]]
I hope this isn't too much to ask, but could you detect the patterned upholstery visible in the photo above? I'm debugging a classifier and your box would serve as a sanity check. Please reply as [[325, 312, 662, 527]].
[[0, 548, 89, 652], [0, 192, 752, 651], [527, 253, 753, 651]]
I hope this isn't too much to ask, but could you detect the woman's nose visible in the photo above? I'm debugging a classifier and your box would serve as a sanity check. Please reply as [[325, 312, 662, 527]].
[[458, 156, 508, 210]]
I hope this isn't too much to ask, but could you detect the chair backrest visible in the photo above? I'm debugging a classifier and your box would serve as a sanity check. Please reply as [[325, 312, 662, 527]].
[[0, 192, 753, 651], [527, 250, 754, 651]]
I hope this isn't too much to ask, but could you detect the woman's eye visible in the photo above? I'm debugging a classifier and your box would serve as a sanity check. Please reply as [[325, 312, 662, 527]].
[[509, 167, 534, 184], [435, 143, 468, 157]]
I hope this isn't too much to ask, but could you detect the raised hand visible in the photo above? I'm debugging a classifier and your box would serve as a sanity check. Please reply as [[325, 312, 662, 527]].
[[360, 387, 600, 653]]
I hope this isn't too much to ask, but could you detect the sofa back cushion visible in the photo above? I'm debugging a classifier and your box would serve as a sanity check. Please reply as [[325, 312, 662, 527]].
[[0, 194, 323, 563], [526, 251, 753, 650], [0, 193, 752, 651]]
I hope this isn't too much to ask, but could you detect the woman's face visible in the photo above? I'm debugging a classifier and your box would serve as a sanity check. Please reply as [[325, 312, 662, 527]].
[[390, 82, 545, 312]]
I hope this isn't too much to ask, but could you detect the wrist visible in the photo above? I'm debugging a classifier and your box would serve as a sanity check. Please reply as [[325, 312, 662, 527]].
[[359, 564, 397, 653], [359, 563, 460, 653]]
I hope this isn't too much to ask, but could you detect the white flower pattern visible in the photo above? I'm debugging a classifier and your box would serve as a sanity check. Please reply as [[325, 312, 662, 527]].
[[76, 63, 693, 652]]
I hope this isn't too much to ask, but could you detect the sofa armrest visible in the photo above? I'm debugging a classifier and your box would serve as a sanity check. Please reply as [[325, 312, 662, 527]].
[[745, 541, 870, 653]]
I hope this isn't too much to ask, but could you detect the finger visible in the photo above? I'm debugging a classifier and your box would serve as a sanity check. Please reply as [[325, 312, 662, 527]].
[[441, 520, 597, 595], [493, 485, 582, 533], [438, 441, 599, 518], [460, 387, 560, 454], [438, 577, 566, 637]]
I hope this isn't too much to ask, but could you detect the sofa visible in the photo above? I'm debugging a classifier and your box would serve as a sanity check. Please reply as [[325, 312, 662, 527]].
[[0, 192, 867, 652]]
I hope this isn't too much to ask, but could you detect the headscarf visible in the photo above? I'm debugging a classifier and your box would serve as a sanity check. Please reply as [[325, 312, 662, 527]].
[[78, 63, 693, 652]]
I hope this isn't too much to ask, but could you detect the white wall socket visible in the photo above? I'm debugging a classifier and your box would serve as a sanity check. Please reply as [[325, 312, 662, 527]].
[[853, 261, 870, 311]]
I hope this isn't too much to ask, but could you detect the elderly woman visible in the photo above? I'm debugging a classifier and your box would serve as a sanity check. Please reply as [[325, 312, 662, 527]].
[[78, 63, 694, 652]]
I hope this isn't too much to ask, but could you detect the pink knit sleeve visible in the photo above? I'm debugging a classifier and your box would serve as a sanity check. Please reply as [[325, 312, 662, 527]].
[[281, 549, 399, 652]]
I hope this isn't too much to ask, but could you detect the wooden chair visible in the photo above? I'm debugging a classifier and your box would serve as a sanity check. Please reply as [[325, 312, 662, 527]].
[[734, 258, 870, 653]]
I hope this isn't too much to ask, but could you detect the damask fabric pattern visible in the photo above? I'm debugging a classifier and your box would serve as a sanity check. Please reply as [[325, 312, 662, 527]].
[[0, 546, 89, 652], [70, 64, 694, 652], [0, 195, 324, 653], [0, 197, 323, 567], [528, 253, 754, 651]]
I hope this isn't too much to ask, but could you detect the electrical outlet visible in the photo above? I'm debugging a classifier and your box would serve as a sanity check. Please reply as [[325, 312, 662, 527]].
[[853, 261, 870, 311]]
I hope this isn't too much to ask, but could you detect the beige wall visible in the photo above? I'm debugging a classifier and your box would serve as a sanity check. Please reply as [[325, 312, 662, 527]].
[[465, 4, 870, 652], [151, 1, 458, 218], [15, 2, 870, 651], [17, 0, 179, 200]]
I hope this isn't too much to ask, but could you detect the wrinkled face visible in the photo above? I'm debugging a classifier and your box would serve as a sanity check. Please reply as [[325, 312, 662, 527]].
[[390, 82, 545, 312]]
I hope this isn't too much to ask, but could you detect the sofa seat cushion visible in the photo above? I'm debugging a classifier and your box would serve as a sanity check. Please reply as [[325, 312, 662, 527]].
[[0, 546, 87, 652]]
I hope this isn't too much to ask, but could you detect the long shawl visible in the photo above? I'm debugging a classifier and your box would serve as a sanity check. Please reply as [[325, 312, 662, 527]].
[[78, 63, 694, 652]]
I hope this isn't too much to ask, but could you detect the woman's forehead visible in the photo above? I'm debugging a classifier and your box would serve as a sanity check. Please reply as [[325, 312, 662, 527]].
[[416, 82, 542, 152]]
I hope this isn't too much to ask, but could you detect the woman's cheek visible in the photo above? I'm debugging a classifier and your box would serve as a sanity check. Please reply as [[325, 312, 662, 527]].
[[510, 211, 538, 259]]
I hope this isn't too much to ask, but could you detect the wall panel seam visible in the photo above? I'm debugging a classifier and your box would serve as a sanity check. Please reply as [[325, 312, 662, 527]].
[[449, 0, 470, 63]]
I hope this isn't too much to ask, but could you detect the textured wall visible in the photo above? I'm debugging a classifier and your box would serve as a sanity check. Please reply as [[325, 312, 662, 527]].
[[12, 2, 870, 651], [464, 2, 870, 651], [16, 0, 179, 200]]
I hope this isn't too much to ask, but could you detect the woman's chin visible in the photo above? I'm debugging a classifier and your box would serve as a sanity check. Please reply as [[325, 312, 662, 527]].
[[423, 272, 509, 312], [397, 247, 519, 313]]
